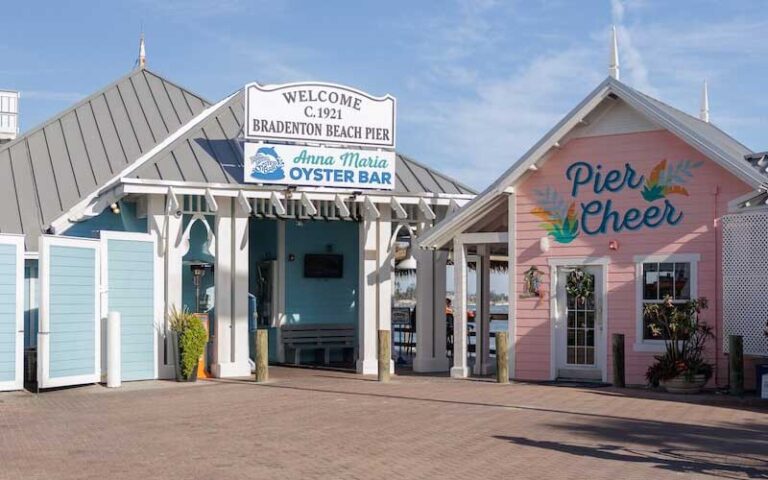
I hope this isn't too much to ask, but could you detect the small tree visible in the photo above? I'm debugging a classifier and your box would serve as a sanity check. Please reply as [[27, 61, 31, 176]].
[[645, 296, 714, 386]]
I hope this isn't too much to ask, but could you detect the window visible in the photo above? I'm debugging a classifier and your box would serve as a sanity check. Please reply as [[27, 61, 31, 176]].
[[635, 254, 699, 344]]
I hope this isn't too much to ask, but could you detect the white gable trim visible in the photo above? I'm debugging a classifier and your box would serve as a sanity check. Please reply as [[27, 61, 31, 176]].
[[419, 77, 761, 250]]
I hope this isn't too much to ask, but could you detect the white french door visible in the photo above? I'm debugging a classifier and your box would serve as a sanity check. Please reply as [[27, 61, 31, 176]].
[[553, 263, 606, 381], [0, 234, 24, 391]]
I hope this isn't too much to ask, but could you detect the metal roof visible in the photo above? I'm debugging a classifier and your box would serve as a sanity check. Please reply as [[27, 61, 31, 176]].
[[419, 76, 763, 249], [126, 89, 476, 196], [0, 68, 210, 249]]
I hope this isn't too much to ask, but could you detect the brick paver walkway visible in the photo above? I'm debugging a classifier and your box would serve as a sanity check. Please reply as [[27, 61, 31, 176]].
[[0, 367, 766, 479]]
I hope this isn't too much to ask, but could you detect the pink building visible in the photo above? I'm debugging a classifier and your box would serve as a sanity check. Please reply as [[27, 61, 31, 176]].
[[418, 40, 767, 388]]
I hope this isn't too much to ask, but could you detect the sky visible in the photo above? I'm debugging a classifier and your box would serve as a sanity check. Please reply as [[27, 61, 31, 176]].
[[3, 0, 768, 193]]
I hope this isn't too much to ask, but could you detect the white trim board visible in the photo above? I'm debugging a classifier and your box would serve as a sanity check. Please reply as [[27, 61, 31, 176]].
[[419, 76, 762, 250]]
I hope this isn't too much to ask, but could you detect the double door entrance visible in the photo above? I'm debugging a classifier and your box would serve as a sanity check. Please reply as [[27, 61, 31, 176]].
[[553, 263, 606, 382]]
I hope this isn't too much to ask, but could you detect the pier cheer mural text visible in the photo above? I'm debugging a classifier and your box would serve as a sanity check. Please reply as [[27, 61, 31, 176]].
[[532, 159, 702, 243]]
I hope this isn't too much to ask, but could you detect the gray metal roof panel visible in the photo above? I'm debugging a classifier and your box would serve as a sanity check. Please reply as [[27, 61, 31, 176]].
[[128, 89, 478, 196], [0, 68, 210, 249]]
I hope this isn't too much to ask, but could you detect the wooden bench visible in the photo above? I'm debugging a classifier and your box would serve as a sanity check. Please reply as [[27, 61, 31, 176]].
[[281, 324, 357, 365]]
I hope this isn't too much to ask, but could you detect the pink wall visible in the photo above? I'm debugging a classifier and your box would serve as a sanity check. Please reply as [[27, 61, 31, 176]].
[[514, 129, 752, 385]]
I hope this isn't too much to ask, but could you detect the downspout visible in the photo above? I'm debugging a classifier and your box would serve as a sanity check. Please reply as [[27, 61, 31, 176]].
[[712, 185, 720, 387]]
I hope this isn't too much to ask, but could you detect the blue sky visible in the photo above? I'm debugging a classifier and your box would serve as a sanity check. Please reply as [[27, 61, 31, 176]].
[[3, 0, 768, 191]]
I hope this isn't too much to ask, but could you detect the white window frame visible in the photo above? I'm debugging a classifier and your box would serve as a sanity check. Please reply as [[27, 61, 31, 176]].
[[633, 253, 700, 352]]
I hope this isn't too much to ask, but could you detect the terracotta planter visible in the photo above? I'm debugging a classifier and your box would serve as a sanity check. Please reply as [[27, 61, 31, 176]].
[[661, 374, 707, 394]]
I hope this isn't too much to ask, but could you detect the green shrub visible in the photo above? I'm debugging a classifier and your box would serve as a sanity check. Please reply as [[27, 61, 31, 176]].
[[168, 306, 209, 379]]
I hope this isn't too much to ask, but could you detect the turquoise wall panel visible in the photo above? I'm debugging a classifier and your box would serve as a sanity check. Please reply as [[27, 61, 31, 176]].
[[64, 201, 146, 239], [48, 245, 96, 379], [181, 215, 215, 314], [0, 244, 17, 382], [284, 221, 358, 326], [107, 239, 155, 381]]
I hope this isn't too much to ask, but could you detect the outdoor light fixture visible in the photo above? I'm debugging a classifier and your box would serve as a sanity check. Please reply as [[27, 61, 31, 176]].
[[539, 236, 551, 253], [609, 240, 619, 251], [110, 202, 120, 215], [396, 254, 417, 271], [189, 262, 212, 313]]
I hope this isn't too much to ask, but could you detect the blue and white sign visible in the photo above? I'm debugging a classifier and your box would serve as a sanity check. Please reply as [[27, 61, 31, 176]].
[[244, 143, 396, 190]]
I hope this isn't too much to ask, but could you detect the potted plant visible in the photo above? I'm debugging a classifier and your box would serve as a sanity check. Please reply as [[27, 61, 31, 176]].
[[644, 296, 714, 394], [168, 306, 209, 382]]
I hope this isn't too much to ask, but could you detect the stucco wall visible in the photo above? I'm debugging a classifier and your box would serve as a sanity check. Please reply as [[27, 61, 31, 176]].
[[514, 130, 752, 385]]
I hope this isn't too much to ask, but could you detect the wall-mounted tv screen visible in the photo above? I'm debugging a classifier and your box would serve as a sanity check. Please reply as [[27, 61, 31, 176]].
[[304, 254, 343, 278]]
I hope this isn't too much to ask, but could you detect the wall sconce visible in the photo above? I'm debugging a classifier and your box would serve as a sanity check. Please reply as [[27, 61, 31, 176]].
[[288, 253, 296, 262], [609, 240, 619, 251], [539, 236, 550, 253], [110, 202, 120, 215]]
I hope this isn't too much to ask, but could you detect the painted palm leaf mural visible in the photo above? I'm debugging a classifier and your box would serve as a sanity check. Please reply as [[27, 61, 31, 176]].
[[641, 159, 703, 202], [532, 187, 579, 244]]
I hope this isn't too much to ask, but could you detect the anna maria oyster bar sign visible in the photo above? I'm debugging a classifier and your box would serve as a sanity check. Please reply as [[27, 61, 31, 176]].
[[243, 82, 396, 190]]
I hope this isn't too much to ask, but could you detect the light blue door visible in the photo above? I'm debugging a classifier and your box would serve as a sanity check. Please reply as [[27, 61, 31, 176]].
[[102, 233, 156, 381], [38, 236, 100, 388], [0, 235, 23, 391]]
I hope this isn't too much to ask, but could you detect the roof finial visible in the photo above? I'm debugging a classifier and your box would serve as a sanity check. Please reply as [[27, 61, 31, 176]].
[[138, 32, 146, 69], [700, 80, 710, 123], [609, 25, 620, 80]]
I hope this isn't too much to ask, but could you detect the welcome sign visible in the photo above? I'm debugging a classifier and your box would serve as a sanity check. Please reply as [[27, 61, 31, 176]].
[[243, 143, 396, 190], [532, 159, 702, 243], [244, 82, 396, 148]]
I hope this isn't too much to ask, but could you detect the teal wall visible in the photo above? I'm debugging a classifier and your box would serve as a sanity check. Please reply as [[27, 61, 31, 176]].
[[247, 219, 359, 363], [106, 238, 155, 381], [48, 245, 96, 379], [63, 201, 146, 238], [0, 244, 18, 382], [284, 220, 358, 326]]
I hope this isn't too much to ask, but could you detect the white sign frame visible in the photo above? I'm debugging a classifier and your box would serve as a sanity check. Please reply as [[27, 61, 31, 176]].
[[244, 82, 396, 148], [244, 142, 396, 190]]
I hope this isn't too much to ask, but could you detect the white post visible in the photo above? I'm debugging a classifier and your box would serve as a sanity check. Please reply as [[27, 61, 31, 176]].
[[433, 250, 448, 365], [275, 221, 286, 363], [451, 238, 469, 378], [474, 246, 492, 375], [230, 201, 251, 376], [106, 311, 121, 388], [357, 209, 393, 374], [357, 217, 378, 374], [213, 198, 233, 377], [148, 194, 183, 379], [378, 210, 394, 374], [507, 193, 516, 380]]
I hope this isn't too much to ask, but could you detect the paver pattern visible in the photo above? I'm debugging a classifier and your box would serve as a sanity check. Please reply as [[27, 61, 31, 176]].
[[0, 367, 766, 480]]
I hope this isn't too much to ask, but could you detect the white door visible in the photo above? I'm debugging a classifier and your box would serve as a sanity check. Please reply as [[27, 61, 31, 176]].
[[554, 265, 604, 381], [100, 231, 158, 381], [38, 236, 101, 389], [0, 235, 24, 391]]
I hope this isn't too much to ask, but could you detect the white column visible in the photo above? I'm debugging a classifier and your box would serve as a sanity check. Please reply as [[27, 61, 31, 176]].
[[230, 201, 251, 376], [356, 209, 393, 374], [474, 247, 492, 375], [377, 210, 393, 376], [507, 193, 517, 380], [433, 251, 448, 364], [414, 216, 449, 372], [275, 221, 286, 363], [357, 217, 377, 374], [148, 194, 183, 379], [451, 238, 469, 378], [212, 199, 233, 377]]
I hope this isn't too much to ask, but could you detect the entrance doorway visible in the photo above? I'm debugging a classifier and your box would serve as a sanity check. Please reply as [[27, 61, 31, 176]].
[[552, 262, 606, 382]]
